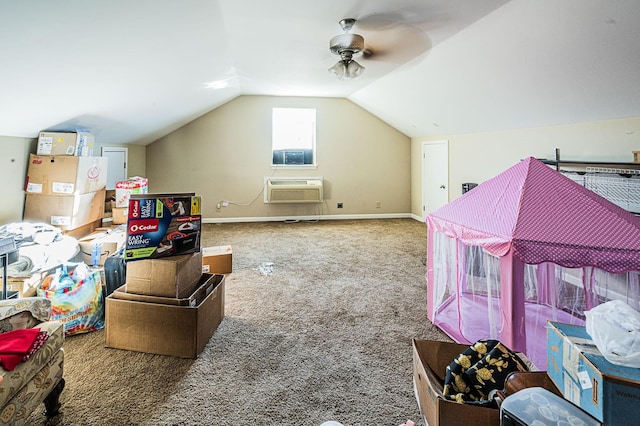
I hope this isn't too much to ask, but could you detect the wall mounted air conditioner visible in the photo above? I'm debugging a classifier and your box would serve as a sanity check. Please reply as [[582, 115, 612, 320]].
[[264, 177, 324, 203]]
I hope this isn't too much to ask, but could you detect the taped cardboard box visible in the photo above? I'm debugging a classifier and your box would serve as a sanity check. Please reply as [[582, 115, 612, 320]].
[[105, 273, 225, 358], [76, 228, 126, 266], [124, 193, 201, 260], [112, 273, 221, 307], [37, 130, 94, 156], [25, 154, 108, 195], [23, 189, 106, 231], [125, 251, 203, 298], [202, 245, 232, 274], [412, 338, 500, 426], [547, 321, 640, 425]]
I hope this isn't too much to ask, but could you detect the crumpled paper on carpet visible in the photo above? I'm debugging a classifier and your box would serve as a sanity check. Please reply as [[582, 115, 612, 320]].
[[258, 262, 274, 276]]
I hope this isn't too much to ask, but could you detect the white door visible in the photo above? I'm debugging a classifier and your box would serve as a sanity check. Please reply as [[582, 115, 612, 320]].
[[422, 140, 449, 220], [101, 147, 128, 189]]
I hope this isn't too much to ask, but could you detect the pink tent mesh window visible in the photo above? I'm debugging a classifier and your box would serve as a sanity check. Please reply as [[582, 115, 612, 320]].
[[426, 157, 640, 369]]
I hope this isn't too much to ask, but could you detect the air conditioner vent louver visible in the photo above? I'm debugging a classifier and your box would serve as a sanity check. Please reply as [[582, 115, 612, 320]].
[[264, 177, 324, 203]]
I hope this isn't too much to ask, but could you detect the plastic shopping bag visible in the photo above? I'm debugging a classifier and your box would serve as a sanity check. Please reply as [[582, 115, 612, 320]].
[[584, 300, 640, 368], [38, 267, 105, 336]]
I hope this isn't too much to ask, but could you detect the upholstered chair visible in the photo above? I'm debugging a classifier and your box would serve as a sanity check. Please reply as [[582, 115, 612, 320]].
[[0, 297, 65, 425]]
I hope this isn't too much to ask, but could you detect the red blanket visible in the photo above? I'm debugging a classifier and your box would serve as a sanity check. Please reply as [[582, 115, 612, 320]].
[[0, 328, 47, 371]]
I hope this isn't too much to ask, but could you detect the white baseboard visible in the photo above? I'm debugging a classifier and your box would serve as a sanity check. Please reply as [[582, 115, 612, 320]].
[[410, 213, 425, 222], [201, 213, 418, 224]]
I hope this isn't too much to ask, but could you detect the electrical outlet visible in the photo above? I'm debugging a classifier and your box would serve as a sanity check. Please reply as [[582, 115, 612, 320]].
[[222, 200, 229, 207], [376, 201, 381, 208], [337, 202, 343, 208]]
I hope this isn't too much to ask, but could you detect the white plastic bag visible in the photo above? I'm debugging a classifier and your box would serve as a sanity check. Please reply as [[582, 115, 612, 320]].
[[585, 300, 640, 368]]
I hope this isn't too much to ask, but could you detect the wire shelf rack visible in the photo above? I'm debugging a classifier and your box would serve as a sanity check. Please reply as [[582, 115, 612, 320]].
[[562, 171, 640, 213]]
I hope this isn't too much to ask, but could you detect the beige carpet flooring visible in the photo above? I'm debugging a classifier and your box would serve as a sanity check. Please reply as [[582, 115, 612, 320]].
[[30, 218, 450, 426]]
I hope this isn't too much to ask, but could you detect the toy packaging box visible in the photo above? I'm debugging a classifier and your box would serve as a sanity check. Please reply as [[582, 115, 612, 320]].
[[124, 193, 201, 261]]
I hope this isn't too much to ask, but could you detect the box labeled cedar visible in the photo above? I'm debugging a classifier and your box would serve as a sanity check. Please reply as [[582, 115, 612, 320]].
[[125, 251, 203, 298], [124, 193, 201, 260]]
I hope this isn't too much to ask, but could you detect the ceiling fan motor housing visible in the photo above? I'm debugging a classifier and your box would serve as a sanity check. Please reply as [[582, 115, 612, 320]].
[[329, 33, 365, 60]]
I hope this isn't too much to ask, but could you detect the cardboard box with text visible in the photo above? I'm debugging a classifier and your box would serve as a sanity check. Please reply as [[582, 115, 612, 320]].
[[124, 193, 201, 260], [26, 154, 108, 195]]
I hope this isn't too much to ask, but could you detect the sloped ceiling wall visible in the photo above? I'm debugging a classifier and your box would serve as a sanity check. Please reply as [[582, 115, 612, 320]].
[[2, 0, 637, 146]]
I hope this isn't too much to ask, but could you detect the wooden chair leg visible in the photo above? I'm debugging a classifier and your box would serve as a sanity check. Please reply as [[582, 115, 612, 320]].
[[43, 378, 65, 418]]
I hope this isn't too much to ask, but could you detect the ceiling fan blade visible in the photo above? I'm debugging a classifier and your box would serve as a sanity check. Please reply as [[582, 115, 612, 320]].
[[359, 25, 431, 64]]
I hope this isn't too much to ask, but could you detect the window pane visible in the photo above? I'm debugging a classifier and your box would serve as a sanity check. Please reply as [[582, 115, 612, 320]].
[[272, 108, 316, 165]]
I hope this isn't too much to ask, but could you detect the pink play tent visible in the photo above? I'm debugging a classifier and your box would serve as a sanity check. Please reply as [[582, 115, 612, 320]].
[[425, 157, 640, 368]]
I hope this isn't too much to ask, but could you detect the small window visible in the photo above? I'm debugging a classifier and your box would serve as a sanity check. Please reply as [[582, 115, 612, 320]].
[[272, 108, 316, 166]]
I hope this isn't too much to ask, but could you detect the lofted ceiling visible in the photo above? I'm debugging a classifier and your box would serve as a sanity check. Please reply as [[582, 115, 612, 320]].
[[1, 0, 639, 146]]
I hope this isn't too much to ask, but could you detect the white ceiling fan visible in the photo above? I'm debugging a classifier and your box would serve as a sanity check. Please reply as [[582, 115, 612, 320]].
[[327, 13, 432, 81], [328, 18, 366, 80]]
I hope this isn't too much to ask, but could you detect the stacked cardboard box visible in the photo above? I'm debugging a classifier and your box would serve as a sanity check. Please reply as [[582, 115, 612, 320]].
[[202, 245, 233, 274], [23, 153, 108, 231], [106, 192, 224, 358], [37, 130, 94, 157], [105, 251, 225, 358]]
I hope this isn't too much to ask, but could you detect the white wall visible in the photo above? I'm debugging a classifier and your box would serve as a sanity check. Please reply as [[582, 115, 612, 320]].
[[411, 116, 640, 217], [0, 136, 35, 224], [146, 96, 412, 220]]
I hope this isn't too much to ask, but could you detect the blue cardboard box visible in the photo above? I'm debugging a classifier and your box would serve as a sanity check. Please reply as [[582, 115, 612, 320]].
[[547, 321, 640, 425]]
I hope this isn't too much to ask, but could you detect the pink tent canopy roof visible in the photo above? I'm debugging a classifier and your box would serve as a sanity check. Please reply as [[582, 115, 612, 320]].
[[426, 157, 640, 273]]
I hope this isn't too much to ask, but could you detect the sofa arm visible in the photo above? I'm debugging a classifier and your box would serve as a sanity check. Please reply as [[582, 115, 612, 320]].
[[0, 298, 51, 332]]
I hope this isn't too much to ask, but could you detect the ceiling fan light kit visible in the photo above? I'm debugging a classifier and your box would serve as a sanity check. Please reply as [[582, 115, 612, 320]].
[[328, 18, 366, 80]]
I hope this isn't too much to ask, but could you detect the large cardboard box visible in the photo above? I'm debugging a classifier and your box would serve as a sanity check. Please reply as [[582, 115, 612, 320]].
[[115, 177, 148, 208], [202, 245, 232, 274], [125, 251, 203, 298], [37, 130, 94, 156], [124, 193, 201, 260], [23, 189, 106, 231], [105, 274, 225, 358], [26, 154, 108, 195], [76, 228, 126, 266], [547, 321, 640, 425], [412, 339, 500, 426], [112, 273, 221, 307]]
